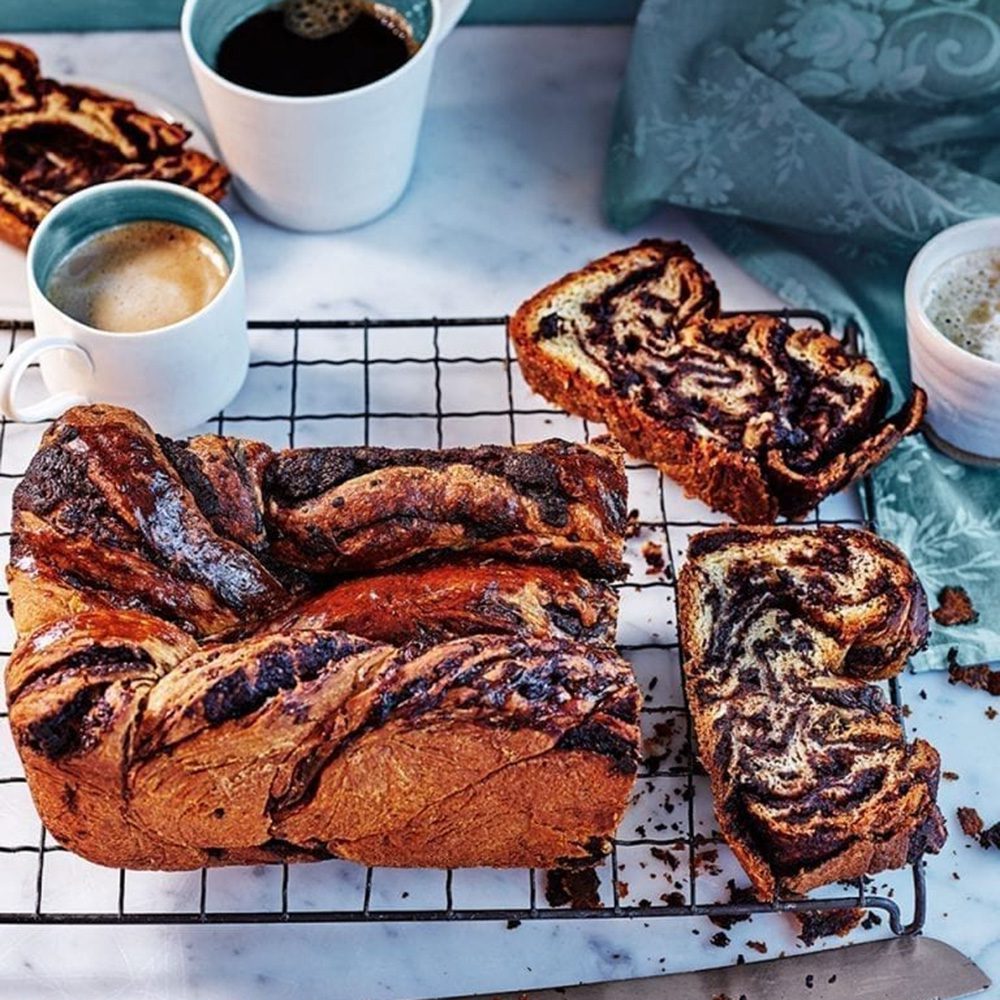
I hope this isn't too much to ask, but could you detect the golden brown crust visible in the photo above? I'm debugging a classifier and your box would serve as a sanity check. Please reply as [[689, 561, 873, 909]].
[[0, 39, 229, 248], [678, 525, 945, 899], [8, 619, 639, 870], [262, 558, 619, 646], [6, 405, 638, 871], [509, 240, 926, 523], [263, 436, 628, 579]]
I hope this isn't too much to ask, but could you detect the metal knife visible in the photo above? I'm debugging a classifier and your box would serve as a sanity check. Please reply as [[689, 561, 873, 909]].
[[439, 937, 990, 1000]]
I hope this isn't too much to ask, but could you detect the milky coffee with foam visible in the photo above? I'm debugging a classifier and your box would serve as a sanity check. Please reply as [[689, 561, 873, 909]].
[[44, 220, 230, 333], [923, 247, 1000, 364]]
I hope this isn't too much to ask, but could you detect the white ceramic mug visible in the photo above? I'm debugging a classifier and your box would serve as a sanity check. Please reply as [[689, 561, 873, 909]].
[[182, 0, 471, 231], [905, 217, 1000, 465], [0, 180, 248, 437]]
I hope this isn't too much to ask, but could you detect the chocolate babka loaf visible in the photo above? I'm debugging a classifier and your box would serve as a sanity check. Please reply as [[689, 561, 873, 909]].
[[6, 405, 638, 871], [0, 41, 228, 247], [678, 526, 945, 898], [509, 240, 926, 522]]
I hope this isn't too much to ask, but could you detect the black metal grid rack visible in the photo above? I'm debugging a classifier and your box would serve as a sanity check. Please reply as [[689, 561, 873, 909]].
[[0, 313, 926, 934]]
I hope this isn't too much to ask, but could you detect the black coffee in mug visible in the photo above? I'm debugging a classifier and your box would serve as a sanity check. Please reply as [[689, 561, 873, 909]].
[[216, 1, 417, 97]]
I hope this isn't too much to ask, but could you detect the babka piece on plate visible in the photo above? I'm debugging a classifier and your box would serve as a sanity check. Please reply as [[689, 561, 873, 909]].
[[0, 40, 229, 247]]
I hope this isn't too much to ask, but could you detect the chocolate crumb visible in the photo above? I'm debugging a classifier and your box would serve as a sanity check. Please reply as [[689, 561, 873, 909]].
[[861, 911, 882, 930], [709, 931, 730, 948], [506, 919, 521, 929], [710, 881, 755, 929], [545, 868, 601, 909], [958, 807, 984, 837], [797, 909, 863, 945], [949, 663, 1000, 696], [624, 509, 641, 539], [982, 822, 1000, 850], [746, 940, 767, 954], [651, 846, 681, 871], [805, 974, 814, 989], [641, 540, 665, 576], [933, 586, 978, 626], [943, 771, 959, 781], [987, 706, 998, 720]]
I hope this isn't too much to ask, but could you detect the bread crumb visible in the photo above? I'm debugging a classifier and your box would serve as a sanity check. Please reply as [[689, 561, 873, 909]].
[[797, 908, 863, 945], [933, 586, 978, 626], [544, 867, 601, 909], [641, 540, 665, 575], [958, 807, 984, 837], [948, 663, 1000, 696], [624, 508, 641, 539]]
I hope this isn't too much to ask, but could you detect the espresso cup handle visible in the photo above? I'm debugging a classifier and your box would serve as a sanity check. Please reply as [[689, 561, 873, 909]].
[[0, 337, 92, 423], [437, 0, 472, 39]]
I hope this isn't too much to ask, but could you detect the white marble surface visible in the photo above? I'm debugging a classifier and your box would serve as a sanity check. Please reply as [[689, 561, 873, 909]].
[[0, 25, 997, 1000]]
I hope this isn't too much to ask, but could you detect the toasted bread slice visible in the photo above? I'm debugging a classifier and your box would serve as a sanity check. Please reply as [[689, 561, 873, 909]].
[[0, 40, 229, 248], [509, 240, 925, 522], [678, 525, 945, 899]]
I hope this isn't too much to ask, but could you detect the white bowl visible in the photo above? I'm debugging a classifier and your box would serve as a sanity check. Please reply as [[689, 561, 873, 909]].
[[905, 217, 1000, 465]]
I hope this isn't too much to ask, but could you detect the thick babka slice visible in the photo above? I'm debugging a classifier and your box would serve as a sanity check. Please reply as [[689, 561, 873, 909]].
[[509, 240, 925, 522], [678, 525, 945, 899], [0, 40, 229, 247]]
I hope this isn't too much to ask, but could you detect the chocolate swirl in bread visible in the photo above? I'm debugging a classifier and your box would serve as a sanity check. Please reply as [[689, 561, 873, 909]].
[[263, 559, 619, 647], [0, 41, 229, 248], [6, 405, 638, 870], [678, 526, 945, 898], [510, 240, 926, 522]]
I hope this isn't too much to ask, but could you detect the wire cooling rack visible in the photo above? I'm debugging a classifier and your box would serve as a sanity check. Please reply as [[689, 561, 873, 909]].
[[0, 313, 927, 934]]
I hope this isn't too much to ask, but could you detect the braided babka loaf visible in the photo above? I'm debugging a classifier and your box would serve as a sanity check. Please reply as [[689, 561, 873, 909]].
[[6, 405, 639, 871], [678, 526, 946, 899], [0, 41, 229, 248], [509, 240, 926, 522]]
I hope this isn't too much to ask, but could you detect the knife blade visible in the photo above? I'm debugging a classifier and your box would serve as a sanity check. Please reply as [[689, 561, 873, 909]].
[[439, 937, 990, 1000]]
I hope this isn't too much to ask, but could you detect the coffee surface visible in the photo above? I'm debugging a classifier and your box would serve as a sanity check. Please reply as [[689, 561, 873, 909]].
[[924, 247, 1000, 364], [45, 220, 230, 333], [215, 3, 415, 97]]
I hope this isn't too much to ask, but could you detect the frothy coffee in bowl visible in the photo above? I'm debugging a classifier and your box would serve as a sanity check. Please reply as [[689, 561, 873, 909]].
[[923, 247, 1000, 364], [44, 220, 230, 333]]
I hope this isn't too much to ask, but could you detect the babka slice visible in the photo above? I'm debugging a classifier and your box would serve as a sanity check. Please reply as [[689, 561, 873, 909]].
[[678, 525, 945, 899], [509, 240, 925, 522], [0, 40, 229, 247]]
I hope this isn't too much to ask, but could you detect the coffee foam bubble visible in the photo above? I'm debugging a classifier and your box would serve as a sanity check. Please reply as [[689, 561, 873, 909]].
[[923, 247, 1000, 364], [283, 0, 361, 39]]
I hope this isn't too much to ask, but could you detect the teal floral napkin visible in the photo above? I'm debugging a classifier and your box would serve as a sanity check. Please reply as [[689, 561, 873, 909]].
[[604, 0, 1000, 670]]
